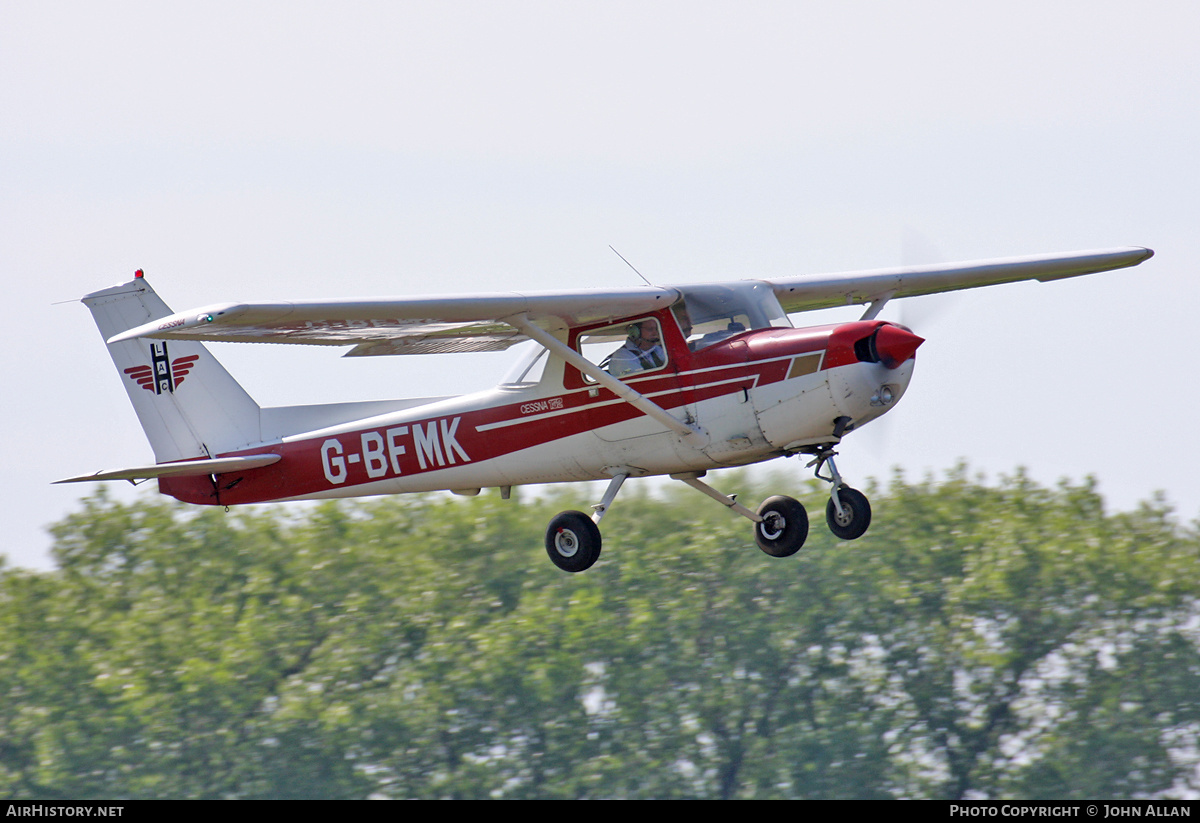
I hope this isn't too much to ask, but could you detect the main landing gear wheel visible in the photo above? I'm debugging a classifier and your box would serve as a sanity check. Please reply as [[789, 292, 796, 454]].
[[545, 510, 602, 573], [753, 495, 809, 557], [826, 486, 871, 540]]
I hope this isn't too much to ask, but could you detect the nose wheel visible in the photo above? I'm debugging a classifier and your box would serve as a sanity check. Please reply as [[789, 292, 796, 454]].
[[808, 447, 872, 541], [826, 486, 871, 540]]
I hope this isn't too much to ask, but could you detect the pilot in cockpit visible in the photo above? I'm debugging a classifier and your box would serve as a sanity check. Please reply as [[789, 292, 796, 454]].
[[604, 320, 665, 377]]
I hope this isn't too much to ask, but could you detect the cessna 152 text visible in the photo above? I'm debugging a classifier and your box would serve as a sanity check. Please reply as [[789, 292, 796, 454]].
[[59, 246, 1153, 572]]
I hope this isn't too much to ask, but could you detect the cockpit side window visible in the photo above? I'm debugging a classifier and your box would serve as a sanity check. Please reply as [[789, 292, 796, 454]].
[[577, 318, 668, 380]]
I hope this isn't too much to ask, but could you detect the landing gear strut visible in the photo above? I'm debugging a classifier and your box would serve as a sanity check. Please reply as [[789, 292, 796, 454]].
[[544, 473, 626, 573], [673, 472, 810, 558], [807, 446, 872, 541], [540, 450, 873, 572]]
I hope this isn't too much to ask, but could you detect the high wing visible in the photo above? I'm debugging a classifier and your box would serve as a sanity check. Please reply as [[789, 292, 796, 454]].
[[768, 246, 1153, 314], [108, 287, 681, 355], [108, 247, 1152, 353]]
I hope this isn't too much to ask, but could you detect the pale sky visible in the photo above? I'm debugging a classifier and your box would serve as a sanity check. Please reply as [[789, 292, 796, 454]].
[[3, 1, 1198, 569]]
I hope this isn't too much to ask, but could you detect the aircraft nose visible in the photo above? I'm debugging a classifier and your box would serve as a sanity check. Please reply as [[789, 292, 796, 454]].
[[874, 325, 924, 369]]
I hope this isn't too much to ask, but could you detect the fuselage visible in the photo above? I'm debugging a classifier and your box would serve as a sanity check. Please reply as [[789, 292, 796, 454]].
[[159, 313, 919, 506]]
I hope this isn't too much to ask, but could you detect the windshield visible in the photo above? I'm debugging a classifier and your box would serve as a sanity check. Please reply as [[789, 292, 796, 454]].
[[674, 281, 791, 350]]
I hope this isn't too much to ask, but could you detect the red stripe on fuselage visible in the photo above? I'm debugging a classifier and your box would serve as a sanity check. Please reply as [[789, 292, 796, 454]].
[[159, 322, 882, 505]]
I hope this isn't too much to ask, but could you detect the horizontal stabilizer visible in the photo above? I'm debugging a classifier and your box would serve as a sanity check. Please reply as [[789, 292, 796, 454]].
[[54, 454, 281, 484]]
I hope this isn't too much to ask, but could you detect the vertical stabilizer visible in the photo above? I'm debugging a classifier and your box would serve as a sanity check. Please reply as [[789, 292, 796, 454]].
[[83, 274, 261, 462]]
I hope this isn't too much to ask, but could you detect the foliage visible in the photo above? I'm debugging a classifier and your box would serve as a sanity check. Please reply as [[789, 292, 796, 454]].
[[2, 469, 1198, 799]]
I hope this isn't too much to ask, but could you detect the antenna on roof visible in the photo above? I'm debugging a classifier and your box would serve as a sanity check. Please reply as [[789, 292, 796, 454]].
[[609, 245, 655, 287]]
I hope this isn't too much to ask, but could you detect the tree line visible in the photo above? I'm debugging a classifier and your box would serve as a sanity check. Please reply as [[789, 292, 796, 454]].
[[2, 467, 1198, 799]]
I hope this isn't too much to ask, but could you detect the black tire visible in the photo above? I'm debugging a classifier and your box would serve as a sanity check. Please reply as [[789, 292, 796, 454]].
[[826, 486, 871, 540], [545, 510, 602, 572], [753, 496, 809, 557]]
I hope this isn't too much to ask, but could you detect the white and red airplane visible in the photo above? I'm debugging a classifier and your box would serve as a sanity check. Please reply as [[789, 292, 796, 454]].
[[59, 246, 1152, 572]]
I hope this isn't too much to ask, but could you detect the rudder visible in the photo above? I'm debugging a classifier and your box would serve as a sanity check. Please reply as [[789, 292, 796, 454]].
[[83, 272, 261, 462]]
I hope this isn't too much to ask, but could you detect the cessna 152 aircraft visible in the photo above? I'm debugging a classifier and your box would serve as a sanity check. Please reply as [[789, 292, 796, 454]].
[[59, 246, 1153, 572]]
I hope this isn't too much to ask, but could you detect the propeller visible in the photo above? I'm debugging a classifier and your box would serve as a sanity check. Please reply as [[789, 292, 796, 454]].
[[855, 227, 950, 463], [894, 226, 959, 331]]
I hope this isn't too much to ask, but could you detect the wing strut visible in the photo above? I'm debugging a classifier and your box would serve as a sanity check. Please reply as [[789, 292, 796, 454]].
[[859, 291, 895, 321], [506, 315, 709, 446]]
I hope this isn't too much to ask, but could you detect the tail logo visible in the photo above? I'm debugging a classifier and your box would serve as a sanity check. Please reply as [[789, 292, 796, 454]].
[[123, 343, 199, 394]]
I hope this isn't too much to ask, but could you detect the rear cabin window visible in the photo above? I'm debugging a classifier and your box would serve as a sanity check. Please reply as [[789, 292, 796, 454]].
[[498, 341, 549, 387]]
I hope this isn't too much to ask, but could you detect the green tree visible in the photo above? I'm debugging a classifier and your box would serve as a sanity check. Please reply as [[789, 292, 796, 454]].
[[1, 469, 1197, 798]]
